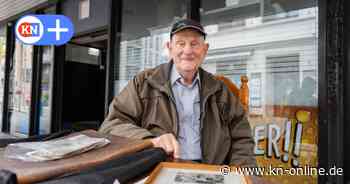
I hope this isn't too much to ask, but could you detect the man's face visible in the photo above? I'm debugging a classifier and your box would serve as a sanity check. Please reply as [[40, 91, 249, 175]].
[[167, 29, 209, 75]]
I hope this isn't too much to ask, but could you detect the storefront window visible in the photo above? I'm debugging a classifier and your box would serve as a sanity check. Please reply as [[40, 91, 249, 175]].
[[201, 0, 318, 183], [9, 40, 33, 136], [39, 6, 56, 134], [114, 0, 187, 94], [0, 25, 6, 130], [39, 46, 54, 134]]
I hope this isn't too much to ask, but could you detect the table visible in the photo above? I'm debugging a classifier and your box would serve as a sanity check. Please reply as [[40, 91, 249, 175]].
[[0, 130, 153, 184]]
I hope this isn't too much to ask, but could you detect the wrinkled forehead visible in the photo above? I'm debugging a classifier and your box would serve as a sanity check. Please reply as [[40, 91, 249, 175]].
[[171, 29, 205, 41]]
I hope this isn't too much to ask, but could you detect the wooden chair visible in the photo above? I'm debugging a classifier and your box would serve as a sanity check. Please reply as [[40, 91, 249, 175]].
[[214, 75, 249, 112]]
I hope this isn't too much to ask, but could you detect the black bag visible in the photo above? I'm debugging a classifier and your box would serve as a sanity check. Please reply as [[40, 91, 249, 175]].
[[38, 148, 167, 184], [0, 170, 17, 184]]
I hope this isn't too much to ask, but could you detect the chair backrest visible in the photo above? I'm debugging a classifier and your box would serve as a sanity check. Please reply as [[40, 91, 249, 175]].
[[214, 75, 249, 112]]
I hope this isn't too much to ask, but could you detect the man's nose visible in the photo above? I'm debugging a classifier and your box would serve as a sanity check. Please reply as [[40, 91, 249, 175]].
[[183, 44, 194, 54]]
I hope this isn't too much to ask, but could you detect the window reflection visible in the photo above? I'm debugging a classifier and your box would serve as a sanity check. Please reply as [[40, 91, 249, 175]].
[[39, 46, 54, 134], [113, 1, 319, 183], [115, 0, 186, 94], [0, 26, 6, 129], [9, 40, 33, 136], [200, 0, 318, 183], [38, 6, 56, 134]]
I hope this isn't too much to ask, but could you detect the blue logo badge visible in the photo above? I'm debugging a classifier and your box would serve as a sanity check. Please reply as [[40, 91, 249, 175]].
[[15, 15, 74, 45]]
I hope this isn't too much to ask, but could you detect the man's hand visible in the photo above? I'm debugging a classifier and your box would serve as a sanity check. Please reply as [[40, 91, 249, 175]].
[[150, 133, 180, 158]]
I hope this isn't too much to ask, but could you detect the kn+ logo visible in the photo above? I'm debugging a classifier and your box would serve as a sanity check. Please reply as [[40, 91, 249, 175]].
[[16, 16, 43, 44], [15, 15, 74, 45]]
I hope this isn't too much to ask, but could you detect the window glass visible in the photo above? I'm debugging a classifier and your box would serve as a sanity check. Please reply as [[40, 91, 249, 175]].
[[201, 0, 318, 183], [0, 25, 6, 130], [9, 40, 33, 136], [79, 0, 90, 19], [66, 44, 100, 65], [114, 0, 187, 94], [39, 6, 56, 134], [39, 46, 54, 134]]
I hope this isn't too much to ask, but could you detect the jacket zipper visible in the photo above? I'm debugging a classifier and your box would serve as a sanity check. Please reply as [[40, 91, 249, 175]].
[[168, 94, 180, 137], [162, 83, 180, 137], [200, 95, 210, 161]]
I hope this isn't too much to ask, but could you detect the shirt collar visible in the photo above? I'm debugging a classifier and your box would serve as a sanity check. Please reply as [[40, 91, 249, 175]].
[[170, 65, 200, 87]]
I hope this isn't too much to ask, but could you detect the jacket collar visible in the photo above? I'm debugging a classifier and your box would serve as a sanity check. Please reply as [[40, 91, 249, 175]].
[[146, 61, 221, 99], [170, 64, 200, 88]]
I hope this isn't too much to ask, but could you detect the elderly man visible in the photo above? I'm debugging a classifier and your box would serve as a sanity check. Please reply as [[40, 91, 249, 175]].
[[99, 19, 256, 167]]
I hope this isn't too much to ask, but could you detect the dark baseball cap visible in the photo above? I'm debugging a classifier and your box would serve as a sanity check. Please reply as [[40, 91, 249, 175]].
[[170, 19, 206, 39]]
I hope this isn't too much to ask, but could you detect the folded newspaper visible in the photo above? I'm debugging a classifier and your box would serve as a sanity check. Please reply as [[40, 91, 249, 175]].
[[4, 134, 110, 162]]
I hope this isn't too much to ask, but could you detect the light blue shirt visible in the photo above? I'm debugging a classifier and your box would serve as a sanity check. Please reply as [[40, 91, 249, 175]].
[[170, 66, 202, 160]]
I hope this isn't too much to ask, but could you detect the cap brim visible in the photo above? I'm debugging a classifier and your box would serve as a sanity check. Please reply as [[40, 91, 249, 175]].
[[171, 25, 206, 36]]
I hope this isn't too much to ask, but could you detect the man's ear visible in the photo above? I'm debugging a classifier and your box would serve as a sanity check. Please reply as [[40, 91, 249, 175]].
[[165, 41, 172, 59], [166, 41, 171, 50], [204, 43, 209, 53]]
